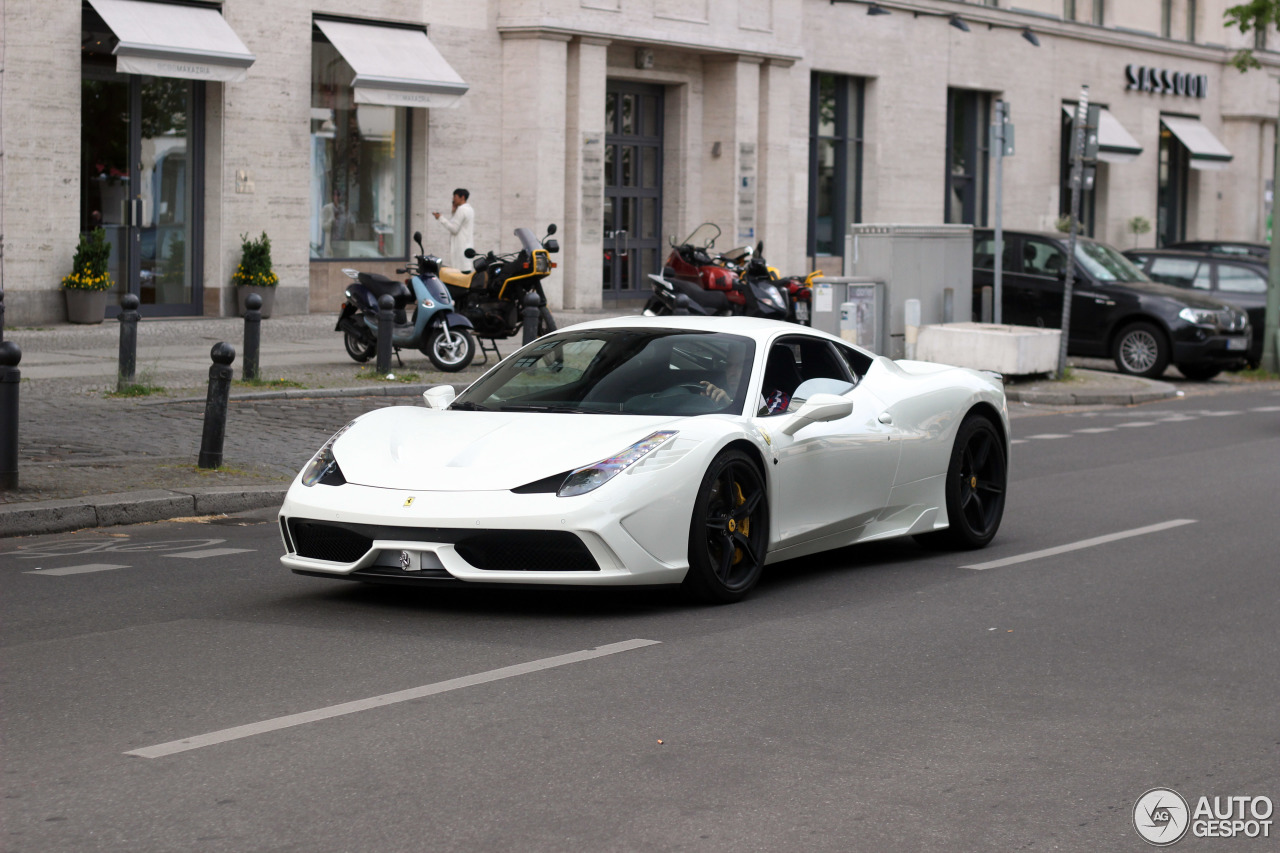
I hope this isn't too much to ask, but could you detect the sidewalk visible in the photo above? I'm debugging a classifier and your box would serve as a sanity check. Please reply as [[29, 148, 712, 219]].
[[0, 310, 1185, 537]]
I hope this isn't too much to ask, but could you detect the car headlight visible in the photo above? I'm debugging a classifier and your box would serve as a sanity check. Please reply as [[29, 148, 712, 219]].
[[1179, 307, 1218, 326], [300, 421, 355, 487], [557, 431, 678, 497]]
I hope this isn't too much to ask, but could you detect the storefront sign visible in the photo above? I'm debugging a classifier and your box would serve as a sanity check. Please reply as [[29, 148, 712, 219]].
[[1125, 64, 1208, 98]]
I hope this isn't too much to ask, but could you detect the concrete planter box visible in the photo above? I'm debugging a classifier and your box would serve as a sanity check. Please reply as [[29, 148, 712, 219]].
[[916, 322, 1061, 375], [64, 289, 109, 324]]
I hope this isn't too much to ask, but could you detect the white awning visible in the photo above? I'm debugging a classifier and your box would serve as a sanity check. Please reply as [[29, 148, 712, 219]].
[[1062, 105, 1143, 163], [315, 19, 468, 109], [88, 0, 255, 83], [1161, 115, 1234, 171]]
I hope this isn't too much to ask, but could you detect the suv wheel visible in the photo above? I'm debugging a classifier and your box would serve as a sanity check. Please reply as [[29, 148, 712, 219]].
[[1113, 322, 1170, 378]]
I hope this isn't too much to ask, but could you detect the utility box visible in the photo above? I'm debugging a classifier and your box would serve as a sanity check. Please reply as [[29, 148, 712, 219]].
[[810, 277, 887, 354], [845, 224, 974, 358]]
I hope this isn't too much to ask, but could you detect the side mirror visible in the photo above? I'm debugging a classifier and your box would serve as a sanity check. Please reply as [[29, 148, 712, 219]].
[[422, 385, 456, 410], [414, 231, 425, 253], [544, 239, 560, 254], [464, 247, 476, 258], [546, 223, 557, 236], [779, 393, 853, 436]]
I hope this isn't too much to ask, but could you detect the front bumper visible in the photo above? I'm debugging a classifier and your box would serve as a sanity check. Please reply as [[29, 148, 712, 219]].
[[278, 475, 698, 587], [1171, 330, 1252, 367]]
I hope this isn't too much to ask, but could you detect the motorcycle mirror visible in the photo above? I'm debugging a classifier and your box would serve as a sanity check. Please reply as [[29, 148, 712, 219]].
[[545, 223, 557, 236], [756, 241, 764, 255], [464, 247, 476, 258], [544, 239, 560, 254], [414, 231, 425, 253]]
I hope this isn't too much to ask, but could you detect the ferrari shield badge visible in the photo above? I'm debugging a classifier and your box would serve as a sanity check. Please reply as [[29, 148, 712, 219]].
[[403, 497, 415, 507]]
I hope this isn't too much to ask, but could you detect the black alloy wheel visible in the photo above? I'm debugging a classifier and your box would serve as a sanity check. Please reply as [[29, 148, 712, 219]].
[[1113, 321, 1170, 378], [343, 330, 375, 363], [1174, 363, 1222, 381], [684, 449, 769, 603], [916, 414, 1007, 550]]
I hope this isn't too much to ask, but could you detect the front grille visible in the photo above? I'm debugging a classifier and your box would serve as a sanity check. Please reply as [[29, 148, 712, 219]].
[[283, 519, 599, 571], [289, 520, 372, 563], [454, 531, 598, 572]]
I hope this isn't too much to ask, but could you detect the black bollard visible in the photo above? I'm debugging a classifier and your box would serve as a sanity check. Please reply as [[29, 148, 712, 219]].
[[0, 341, 20, 490], [243, 293, 262, 382], [117, 293, 140, 392], [522, 291, 542, 345], [376, 294, 394, 374], [198, 342, 236, 470], [0, 289, 6, 343]]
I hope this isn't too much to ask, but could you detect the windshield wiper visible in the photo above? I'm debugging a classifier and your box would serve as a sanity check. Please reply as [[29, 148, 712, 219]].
[[448, 401, 490, 411]]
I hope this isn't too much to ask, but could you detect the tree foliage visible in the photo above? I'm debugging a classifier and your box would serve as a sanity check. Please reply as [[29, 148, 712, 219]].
[[1227, 1, 1280, 70]]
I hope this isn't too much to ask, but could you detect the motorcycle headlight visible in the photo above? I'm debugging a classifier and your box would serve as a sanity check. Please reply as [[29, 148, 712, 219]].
[[764, 285, 785, 309], [300, 421, 355, 487], [557, 431, 677, 497], [1179, 307, 1218, 326]]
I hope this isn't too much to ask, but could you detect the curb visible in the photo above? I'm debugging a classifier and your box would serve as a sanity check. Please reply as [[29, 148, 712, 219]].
[[0, 486, 288, 539], [1005, 374, 1178, 406]]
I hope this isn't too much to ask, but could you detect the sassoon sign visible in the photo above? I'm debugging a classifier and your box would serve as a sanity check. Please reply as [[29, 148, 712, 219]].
[[1126, 64, 1209, 98]]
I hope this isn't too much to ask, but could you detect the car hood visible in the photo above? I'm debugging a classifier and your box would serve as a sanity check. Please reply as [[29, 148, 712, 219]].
[[329, 407, 683, 491], [1105, 279, 1234, 310]]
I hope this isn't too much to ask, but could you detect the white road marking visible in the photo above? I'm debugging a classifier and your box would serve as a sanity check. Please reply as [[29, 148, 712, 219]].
[[1249, 406, 1280, 412], [1116, 421, 1157, 428], [164, 548, 255, 560], [1027, 434, 1071, 440], [1157, 415, 1197, 422], [1010, 439, 1029, 445], [961, 519, 1198, 571], [26, 564, 129, 576], [126, 639, 662, 759], [1200, 410, 1241, 417], [1074, 427, 1116, 434]]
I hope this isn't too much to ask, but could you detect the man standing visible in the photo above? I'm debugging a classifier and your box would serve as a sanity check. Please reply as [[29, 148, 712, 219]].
[[433, 188, 474, 272]]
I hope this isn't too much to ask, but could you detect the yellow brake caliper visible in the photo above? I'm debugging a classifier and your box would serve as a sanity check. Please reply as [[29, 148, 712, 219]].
[[732, 481, 750, 565]]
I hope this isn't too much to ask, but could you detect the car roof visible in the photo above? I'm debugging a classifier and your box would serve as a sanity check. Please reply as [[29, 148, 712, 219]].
[[557, 314, 860, 348], [1123, 247, 1266, 266]]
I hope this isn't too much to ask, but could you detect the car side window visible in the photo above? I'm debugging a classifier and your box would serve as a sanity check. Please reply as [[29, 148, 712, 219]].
[[1148, 257, 1207, 290], [976, 236, 1020, 272], [833, 341, 873, 380], [1022, 239, 1066, 277], [1216, 263, 1267, 294]]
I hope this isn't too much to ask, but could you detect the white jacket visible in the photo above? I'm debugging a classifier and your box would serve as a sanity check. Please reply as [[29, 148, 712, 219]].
[[436, 203, 475, 272]]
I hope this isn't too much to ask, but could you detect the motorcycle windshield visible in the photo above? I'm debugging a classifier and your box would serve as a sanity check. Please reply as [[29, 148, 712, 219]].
[[677, 222, 721, 249], [514, 227, 541, 254]]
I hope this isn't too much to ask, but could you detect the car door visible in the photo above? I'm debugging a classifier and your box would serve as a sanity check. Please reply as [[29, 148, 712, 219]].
[[761, 336, 901, 547]]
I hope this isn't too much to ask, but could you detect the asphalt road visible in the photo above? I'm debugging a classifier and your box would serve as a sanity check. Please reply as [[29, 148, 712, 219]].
[[3, 385, 1279, 852]]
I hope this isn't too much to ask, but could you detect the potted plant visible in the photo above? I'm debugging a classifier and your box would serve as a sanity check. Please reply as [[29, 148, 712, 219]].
[[233, 231, 279, 318], [62, 227, 114, 324]]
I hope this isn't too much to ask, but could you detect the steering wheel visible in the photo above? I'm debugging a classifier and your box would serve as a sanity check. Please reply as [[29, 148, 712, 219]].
[[670, 382, 706, 395]]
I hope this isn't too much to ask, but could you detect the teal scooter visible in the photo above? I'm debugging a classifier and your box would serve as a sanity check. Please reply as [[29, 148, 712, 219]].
[[336, 231, 476, 371]]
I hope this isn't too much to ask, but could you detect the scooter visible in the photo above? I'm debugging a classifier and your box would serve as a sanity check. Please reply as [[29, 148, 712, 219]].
[[436, 225, 559, 348], [335, 231, 476, 371]]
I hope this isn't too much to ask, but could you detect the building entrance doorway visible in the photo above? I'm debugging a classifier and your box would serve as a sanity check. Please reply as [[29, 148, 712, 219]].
[[80, 64, 204, 316], [603, 82, 664, 303]]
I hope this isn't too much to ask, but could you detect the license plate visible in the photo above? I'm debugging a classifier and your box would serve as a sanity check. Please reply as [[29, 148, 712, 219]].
[[796, 303, 810, 322], [1226, 337, 1247, 351]]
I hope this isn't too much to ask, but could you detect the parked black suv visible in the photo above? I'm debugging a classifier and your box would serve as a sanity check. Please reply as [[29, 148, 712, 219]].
[[1123, 248, 1269, 368], [973, 230, 1252, 379]]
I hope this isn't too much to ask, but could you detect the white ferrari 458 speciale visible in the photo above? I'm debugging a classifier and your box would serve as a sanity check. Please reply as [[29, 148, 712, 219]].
[[279, 316, 1010, 602]]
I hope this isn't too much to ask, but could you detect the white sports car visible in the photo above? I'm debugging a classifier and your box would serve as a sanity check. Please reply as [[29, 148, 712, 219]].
[[279, 316, 1010, 602]]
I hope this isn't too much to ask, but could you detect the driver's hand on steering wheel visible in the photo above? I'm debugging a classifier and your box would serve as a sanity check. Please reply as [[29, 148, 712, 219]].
[[699, 380, 730, 404]]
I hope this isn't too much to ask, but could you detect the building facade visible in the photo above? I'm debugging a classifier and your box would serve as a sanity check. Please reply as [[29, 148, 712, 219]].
[[1, 0, 1276, 325]]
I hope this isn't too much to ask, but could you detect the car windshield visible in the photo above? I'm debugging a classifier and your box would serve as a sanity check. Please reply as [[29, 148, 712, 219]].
[[1075, 240, 1148, 282], [452, 329, 757, 416]]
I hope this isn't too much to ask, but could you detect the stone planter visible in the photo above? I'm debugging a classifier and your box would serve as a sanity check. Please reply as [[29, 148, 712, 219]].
[[915, 323, 1061, 375], [64, 289, 109, 325], [236, 285, 276, 318]]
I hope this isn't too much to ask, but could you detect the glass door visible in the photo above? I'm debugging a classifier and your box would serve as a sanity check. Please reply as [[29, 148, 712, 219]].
[[81, 63, 203, 316], [603, 82, 664, 303]]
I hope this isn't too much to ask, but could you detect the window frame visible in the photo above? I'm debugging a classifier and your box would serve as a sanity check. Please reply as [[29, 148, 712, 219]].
[[807, 72, 865, 258]]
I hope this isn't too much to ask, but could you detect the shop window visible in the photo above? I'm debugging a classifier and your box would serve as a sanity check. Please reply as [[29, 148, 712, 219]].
[[1157, 123, 1189, 246], [807, 73, 864, 257], [310, 31, 409, 260], [945, 89, 990, 226]]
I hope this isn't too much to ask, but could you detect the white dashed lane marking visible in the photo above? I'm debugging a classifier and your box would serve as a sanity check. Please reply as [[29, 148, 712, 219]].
[[126, 639, 663, 759], [962, 519, 1198, 571], [1251, 406, 1280, 413], [26, 564, 130, 576], [1116, 421, 1157, 428], [1074, 427, 1116, 434], [164, 548, 255, 560], [1026, 434, 1072, 440]]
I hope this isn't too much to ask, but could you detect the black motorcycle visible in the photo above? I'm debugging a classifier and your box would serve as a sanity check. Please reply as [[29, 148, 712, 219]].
[[438, 225, 559, 346], [645, 242, 789, 321]]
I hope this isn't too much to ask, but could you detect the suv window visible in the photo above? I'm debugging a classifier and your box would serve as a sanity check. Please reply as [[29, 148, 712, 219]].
[[1217, 263, 1266, 294], [975, 236, 1018, 272], [1022, 239, 1066, 277], [1149, 257, 1210, 290], [1075, 240, 1148, 282]]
